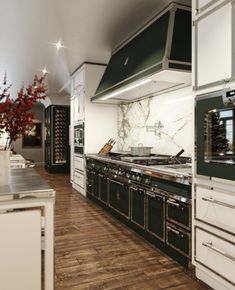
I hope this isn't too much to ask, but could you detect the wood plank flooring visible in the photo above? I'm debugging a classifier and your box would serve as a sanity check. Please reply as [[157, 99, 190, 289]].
[[36, 167, 210, 290]]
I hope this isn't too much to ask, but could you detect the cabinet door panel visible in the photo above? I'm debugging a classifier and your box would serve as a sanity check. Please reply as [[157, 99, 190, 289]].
[[100, 175, 108, 204], [196, 3, 232, 88], [195, 227, 235, 286], [196, 186, 235, 235], [74, 170, 84, 188], [131, 188, 145, 228], [109, 181, 129, 217], [147, 194, 165, 241], [0, 210, 41, 290], [93, 174, 100, 199]]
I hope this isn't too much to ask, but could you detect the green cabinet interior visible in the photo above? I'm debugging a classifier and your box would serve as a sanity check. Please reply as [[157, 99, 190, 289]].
[[93, 5, 191, 100]]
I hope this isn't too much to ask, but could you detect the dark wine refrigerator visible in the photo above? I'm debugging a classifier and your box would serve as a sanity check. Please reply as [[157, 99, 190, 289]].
[[45, 105, 70, 173]]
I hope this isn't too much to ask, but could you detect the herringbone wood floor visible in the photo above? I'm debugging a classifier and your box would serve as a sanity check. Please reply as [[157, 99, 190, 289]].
[[36, 167, 210, 290]]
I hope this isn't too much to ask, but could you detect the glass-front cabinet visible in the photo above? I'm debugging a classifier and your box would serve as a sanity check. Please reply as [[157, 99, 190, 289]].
[[196, 89, 235, 180]]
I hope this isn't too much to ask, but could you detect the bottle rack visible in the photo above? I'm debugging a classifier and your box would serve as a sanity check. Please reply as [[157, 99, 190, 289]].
[[45, 105, 70, 173]]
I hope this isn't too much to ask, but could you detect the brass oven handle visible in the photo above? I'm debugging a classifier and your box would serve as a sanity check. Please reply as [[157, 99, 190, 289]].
[[202, 196, 235, 210], [117, 192, 120, 201], [112, 180, 124, 187], [202, 242, 235, 262], [146, 191, 155, 198], [167, 226, 180, 236], [167, 199, 180, 208]]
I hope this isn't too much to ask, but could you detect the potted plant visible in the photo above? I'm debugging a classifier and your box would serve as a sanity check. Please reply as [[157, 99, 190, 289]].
[[0, 73, 47, 185]]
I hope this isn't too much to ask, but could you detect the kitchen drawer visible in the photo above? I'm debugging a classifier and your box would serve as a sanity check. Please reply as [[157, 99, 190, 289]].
[[196, 186, 235, 235], [166, 198, 190, 230], [166, 223, 190, 258], [74, 170, 84, 188], [195, 227, 235, 286], [74, 156, 84, 172]]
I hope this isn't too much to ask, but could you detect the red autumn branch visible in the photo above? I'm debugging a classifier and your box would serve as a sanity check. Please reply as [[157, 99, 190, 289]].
[[0, 73, 47, 149]]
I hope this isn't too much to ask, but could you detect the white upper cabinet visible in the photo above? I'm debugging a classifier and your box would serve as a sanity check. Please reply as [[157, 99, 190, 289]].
[[71, 67, 84, 95], [71, 68, 85, 123], [195, 0, 219, 14], [194, 1, 235, 89]]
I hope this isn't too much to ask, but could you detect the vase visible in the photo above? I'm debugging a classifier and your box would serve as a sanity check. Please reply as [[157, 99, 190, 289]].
[[0, 150, 10, 186]]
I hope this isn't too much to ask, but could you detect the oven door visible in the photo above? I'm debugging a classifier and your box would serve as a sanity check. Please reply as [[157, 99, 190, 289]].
[[196, 90, 235, 181]]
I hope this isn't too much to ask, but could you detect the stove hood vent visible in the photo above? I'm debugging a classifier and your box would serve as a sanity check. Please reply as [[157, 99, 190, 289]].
[[91, 3, 191, 104]]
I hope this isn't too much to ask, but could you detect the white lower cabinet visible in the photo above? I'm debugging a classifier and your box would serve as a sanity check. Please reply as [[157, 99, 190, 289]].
[[74, 170, 84, 188], [196, 186, 235, 235], [194, 184, 235, 290], [74, 156, 85, 172], [0, 210, 41, 290], [195, 227, 235, 287]]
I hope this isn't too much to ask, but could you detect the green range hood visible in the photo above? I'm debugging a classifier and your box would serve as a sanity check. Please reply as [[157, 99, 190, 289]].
[[91, 3, 191, 104]]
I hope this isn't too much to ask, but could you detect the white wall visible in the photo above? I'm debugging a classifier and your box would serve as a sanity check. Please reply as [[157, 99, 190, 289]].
[[117, 86, 193, 157]]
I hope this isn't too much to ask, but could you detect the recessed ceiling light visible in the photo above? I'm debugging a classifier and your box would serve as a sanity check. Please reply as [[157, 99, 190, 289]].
[[54, 40, 64, 50]]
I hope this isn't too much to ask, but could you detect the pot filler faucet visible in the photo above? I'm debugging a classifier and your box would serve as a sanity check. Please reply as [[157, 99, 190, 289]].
[[146, 121, 164, 137]]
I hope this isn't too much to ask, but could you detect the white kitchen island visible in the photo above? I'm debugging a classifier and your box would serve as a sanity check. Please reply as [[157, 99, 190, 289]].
[[0, 168, 55, 290]]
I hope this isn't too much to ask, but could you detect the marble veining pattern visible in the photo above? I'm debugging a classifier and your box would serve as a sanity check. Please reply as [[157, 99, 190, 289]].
[[117, 87, 193, 157]]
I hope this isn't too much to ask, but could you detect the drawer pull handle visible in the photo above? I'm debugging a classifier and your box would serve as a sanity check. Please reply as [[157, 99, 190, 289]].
[[112, 180, 124, 187], [202, 196, 235, 210], [202, 241, 235, 262], [167, 200, 180, 208], [117, 192, 120, 201], [167, 226, 180, 236]]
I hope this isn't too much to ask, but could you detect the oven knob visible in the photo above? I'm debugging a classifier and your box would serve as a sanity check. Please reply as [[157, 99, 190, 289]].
[[132, 175, 136, 180], [103, 166, 108, 172], [136, 176, 142, 182], [126, 173, 131, 178], [145, 178, 150, 184]]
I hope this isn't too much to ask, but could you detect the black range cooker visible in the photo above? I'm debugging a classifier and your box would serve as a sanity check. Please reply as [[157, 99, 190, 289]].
[[86, 155, 192, 268]]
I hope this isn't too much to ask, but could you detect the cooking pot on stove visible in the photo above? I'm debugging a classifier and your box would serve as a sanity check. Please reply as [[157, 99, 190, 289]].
[[130, 143, 152, 156]]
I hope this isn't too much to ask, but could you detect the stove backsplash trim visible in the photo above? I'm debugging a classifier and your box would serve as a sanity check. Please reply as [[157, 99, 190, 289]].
[[117, 86, 193, 157]]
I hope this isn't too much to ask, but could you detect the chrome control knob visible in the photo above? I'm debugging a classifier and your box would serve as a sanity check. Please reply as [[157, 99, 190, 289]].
[[145, 178, 150, 184], [136, 176, 141, 181], [126, 173, 131, 178]]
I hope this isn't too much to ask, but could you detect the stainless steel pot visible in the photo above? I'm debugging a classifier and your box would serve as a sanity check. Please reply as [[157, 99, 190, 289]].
[[130, 143, 153, 156]]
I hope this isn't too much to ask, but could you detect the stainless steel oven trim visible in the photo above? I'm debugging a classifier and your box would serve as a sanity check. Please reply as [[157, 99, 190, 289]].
[[194, 226, 235, 286], [166, 198, 191, 231], [194, 190, 235, 237], [166, 222, 191, 258], [130, 187, 146, 230], [146, 193, 165, 242], [109, 179, 130, 219]]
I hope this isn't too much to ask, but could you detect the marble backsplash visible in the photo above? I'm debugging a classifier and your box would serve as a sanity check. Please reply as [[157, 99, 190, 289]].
[[117, 86, 193, 157]]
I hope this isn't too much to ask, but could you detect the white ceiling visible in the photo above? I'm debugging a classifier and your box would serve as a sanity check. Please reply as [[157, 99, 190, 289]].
[[0, 0, 191, 98]]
